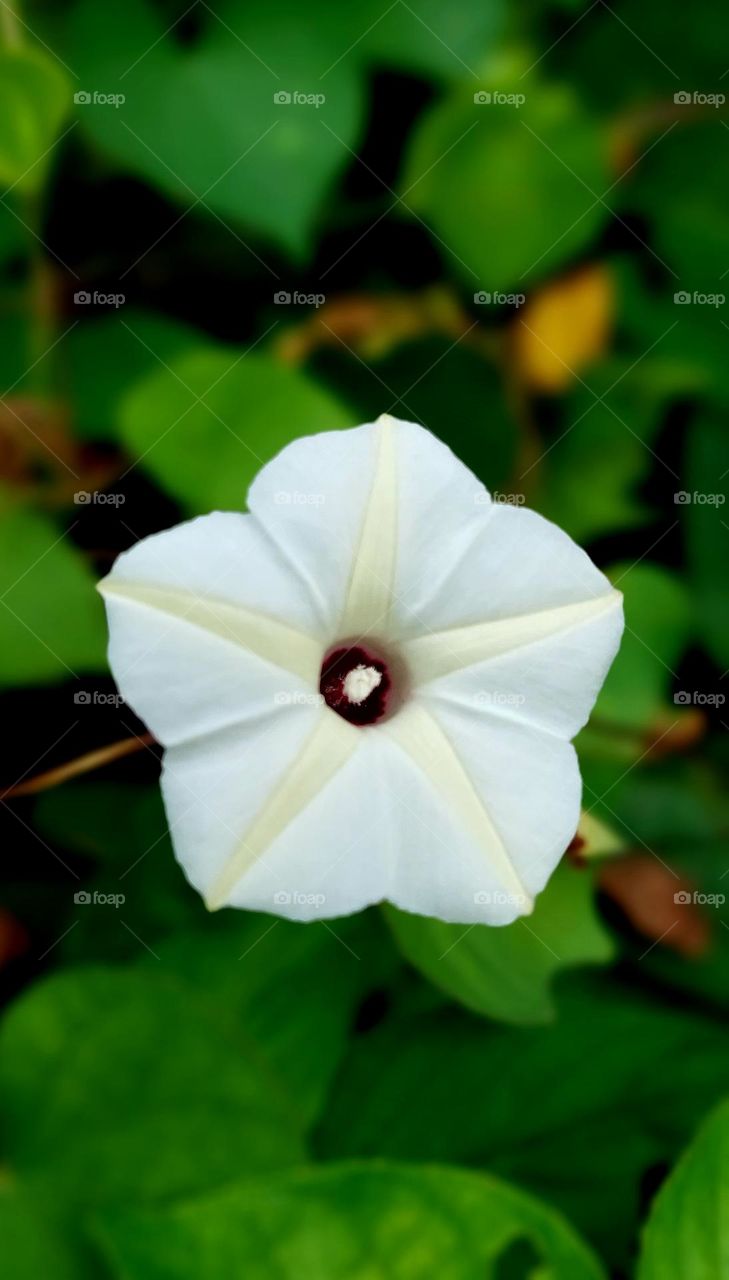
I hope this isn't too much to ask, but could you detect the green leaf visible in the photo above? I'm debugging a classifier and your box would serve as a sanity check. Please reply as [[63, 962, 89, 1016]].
[[0, 966, 303, 1212], [0, 503, 107, 687], [34, 785, 399, 1130], [65, 0, 365, 258], [95, 1161, 607, 1280], [33, 782, 202, 960], [616, 262, 727, 409], [384, 862, 613, 1024], [33, 783, 399, 1125], [593, 562, 691, 731], [63, 310, 202, 440], [583, 756, 729, 1012], [638, 1099, 729, 1280], [0, 47, 69, 193], [34, 780, 168, 863], [141, 909, 399, 1128], [536, 354, 675, 542], [685, 413, 729, 670], [118, 345, 351, 511], [631, 121, 729, 288], [551, 0, 726, 110], [403, 74, 608, 290], [0, 1185, 85, 1280], [358, 0, 504, 80], [316, 978, 729, 1269], [314, 336, 517, 490]]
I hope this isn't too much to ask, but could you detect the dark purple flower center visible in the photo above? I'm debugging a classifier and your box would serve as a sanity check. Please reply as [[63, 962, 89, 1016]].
[[320, 645, 392, 726]]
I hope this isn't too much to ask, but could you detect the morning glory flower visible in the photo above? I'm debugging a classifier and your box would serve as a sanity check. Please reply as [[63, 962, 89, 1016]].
[[99, 415, 623, 925]]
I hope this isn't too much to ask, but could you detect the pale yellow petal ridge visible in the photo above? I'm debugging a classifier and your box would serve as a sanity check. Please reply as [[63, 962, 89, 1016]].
[[98, 580, 321, 683], [204, 712, 360, 910], [384, 701, 533, 910], [402, 591, 622, 686], [337, 414, 398, 639]]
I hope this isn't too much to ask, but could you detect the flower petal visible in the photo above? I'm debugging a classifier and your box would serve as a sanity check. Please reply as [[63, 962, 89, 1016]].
[[210, 728, 393, 920], [246, 421, 388, 638], [386, 697, 581, 922], [384, 702, 533, 910], [161, 696, 539, 925], [209, 723, 529, 925], [396, 495, 617, 637], [411, 594, 623, 740], [204, 712, 360, 910], [159, 703, 327, 904], [98, 512, 322, 746]]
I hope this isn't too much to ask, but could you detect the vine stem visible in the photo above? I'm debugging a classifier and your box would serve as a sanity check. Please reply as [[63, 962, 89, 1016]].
[[0, 0, 22, 48], [0, 732, 157, 800]]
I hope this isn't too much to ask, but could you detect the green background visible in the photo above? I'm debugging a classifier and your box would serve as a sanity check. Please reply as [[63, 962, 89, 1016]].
[[0, 1, 727, 1277]]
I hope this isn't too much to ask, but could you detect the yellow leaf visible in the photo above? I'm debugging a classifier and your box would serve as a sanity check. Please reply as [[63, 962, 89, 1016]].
[[512, 265, 614, 392]]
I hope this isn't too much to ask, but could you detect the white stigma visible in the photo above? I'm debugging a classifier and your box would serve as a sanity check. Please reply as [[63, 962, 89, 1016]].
[[343, 664, 382, 705]]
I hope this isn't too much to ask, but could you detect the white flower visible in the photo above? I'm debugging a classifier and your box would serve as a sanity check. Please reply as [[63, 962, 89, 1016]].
[[99, 415, 623, 925]]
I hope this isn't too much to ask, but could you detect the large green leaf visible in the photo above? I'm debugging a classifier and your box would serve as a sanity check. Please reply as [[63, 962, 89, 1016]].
[[384, 862, 613, 1025], [0, 503, 108, 686], [357, 0, 504, 80], [142, 910, 398, 1128], [638, 1099, 729, 1280], [65, 0, 365, 258], [34, 784, 397, 1125], [403, 74, 608, 290], [316, 978, 729, 1267], [0, 47, 69, 193], [118, 345, 351, 510], [94, 1161, 607, 1280], [63, 310, 202, 440], [0, 1186, 83, 1280], [0, 966, 302, 1209]]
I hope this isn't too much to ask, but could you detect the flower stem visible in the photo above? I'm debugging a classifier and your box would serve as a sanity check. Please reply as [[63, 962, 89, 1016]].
[[0, 732, 157, 800], [0, 0, 22, 48]]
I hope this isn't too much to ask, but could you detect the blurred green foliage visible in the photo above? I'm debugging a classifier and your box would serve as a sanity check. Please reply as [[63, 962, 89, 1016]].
[[0, 0, 728, 1276]]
